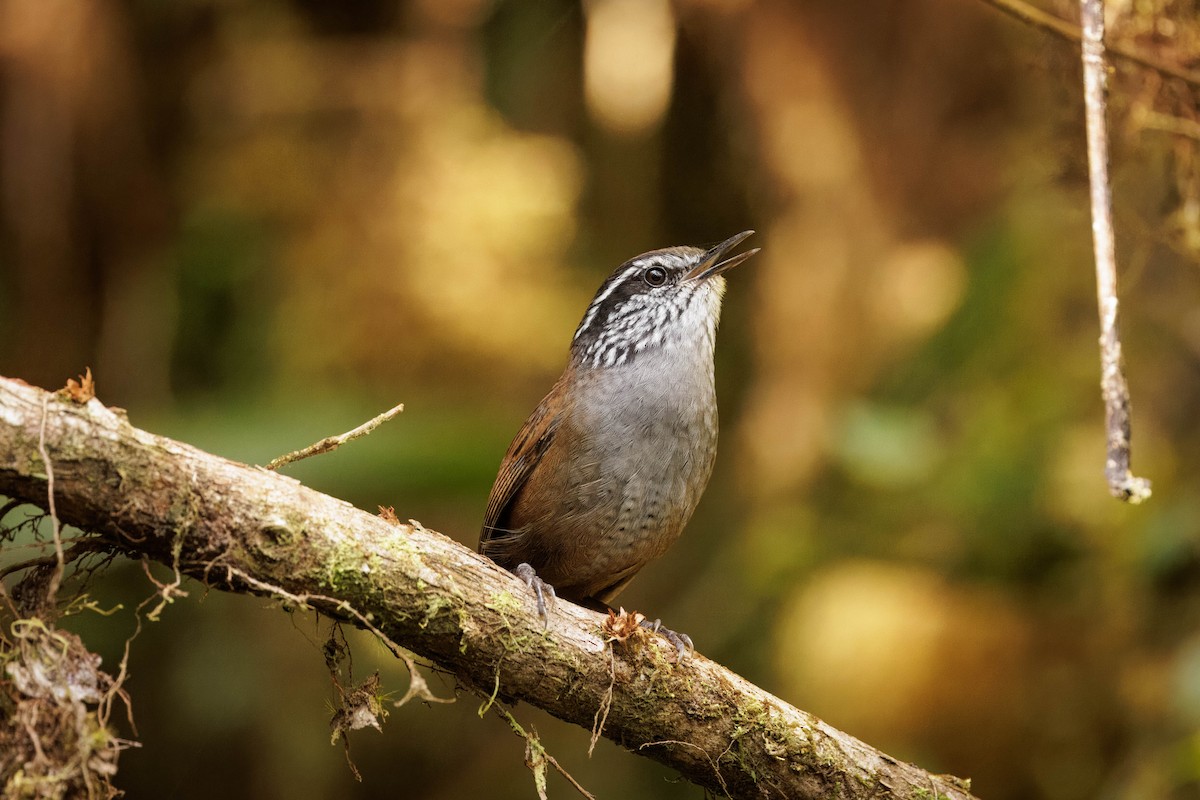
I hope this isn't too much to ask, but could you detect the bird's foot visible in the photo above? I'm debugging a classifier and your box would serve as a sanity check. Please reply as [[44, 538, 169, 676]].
[[514, 562, 556, 622], [641, 618, 694, 660]]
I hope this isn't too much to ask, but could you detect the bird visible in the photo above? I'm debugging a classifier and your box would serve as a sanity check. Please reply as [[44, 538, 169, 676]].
[[479, 231, 758, 652]]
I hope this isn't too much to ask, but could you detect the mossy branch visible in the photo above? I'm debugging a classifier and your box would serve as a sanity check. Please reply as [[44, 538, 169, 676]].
[[0, 375, 978, 800]]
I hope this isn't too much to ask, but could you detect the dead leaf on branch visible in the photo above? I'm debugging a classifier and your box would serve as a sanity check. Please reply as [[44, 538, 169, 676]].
[[329, 672, 387, 740], [58, 368, 95, 404], [329, 671, 387, 782], [524, 727, 550, 800], [601, 608, 646, 643]]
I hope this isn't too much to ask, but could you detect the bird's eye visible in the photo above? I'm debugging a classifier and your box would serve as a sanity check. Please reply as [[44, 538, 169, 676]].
[[644, 266, 668, 287]]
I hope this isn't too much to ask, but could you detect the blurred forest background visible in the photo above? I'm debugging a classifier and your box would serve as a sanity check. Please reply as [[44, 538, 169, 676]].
[[2, 0, 1199, 797]]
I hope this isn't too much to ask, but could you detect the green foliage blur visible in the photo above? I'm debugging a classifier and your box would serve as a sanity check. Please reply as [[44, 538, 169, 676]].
[[2, 0, 1199, 797]]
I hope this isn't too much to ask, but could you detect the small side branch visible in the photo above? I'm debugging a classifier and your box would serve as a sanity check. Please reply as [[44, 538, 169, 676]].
[[1079, 0, 1152, 503], [265, 402, 405, 470]]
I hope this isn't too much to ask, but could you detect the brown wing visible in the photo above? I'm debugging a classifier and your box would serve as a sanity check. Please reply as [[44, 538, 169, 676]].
[[479, 377, 564, 551]]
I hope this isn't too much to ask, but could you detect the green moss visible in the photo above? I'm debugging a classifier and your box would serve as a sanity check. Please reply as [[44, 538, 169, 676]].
[[716, 698, 817, 785], [321, 542, 373, 594], [481, 591, 550, 656], [419, 591, 466, 636], [375, 529, 419, 560], [910, 791, 954, 800], [484, 590, 525, 621]]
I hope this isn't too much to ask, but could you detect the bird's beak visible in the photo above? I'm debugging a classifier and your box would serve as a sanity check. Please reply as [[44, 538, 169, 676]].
[[683, 230, 759, 283]]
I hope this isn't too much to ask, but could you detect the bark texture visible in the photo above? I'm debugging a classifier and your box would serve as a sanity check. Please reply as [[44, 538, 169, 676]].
[[0, 375, 978, 800]]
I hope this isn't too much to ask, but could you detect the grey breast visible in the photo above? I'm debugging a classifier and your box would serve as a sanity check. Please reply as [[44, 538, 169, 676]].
[[545, 344, 718, 597]]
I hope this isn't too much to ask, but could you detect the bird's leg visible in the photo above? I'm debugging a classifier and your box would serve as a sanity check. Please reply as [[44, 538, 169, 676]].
[[514, 562, 556, 621], [641, 618, 694, 660]]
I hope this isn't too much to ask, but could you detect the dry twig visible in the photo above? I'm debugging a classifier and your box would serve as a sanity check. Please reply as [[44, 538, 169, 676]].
[[265, 402, 405, 470], [36, 396, 65, 603], [1079, 0, 1153, 502]]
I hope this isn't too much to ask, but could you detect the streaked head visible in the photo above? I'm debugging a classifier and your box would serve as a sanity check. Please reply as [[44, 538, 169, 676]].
[[570, 231, 758, 368]]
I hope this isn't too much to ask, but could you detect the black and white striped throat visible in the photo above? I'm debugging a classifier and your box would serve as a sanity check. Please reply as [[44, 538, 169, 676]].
[[569, 247, 707, 368]]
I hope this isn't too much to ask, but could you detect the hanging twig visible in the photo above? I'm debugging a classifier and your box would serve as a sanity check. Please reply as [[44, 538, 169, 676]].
[[1079, 0, 1152, 503], [37, 395, 66, 602]]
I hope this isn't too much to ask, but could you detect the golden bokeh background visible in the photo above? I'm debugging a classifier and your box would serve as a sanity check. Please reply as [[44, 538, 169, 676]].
[[2, 0, 1200, 797]]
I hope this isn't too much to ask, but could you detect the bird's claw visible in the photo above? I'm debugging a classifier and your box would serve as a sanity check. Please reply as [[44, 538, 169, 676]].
[[642, 618, 694, 660], [514, 562, 556, 623]]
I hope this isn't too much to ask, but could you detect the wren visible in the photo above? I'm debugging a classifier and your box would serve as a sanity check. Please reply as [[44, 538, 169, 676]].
[[479, 231, 758, 652]]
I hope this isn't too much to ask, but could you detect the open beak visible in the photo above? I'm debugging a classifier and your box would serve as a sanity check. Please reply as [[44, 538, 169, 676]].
[[683, 230, 759, 283]]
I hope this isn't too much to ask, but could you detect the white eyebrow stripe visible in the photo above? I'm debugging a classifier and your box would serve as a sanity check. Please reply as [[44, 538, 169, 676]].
[[572, 260, 650, 341]]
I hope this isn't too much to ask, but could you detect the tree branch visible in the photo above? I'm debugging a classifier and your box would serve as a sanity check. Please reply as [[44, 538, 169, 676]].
[[0, 375, 978, 800]]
